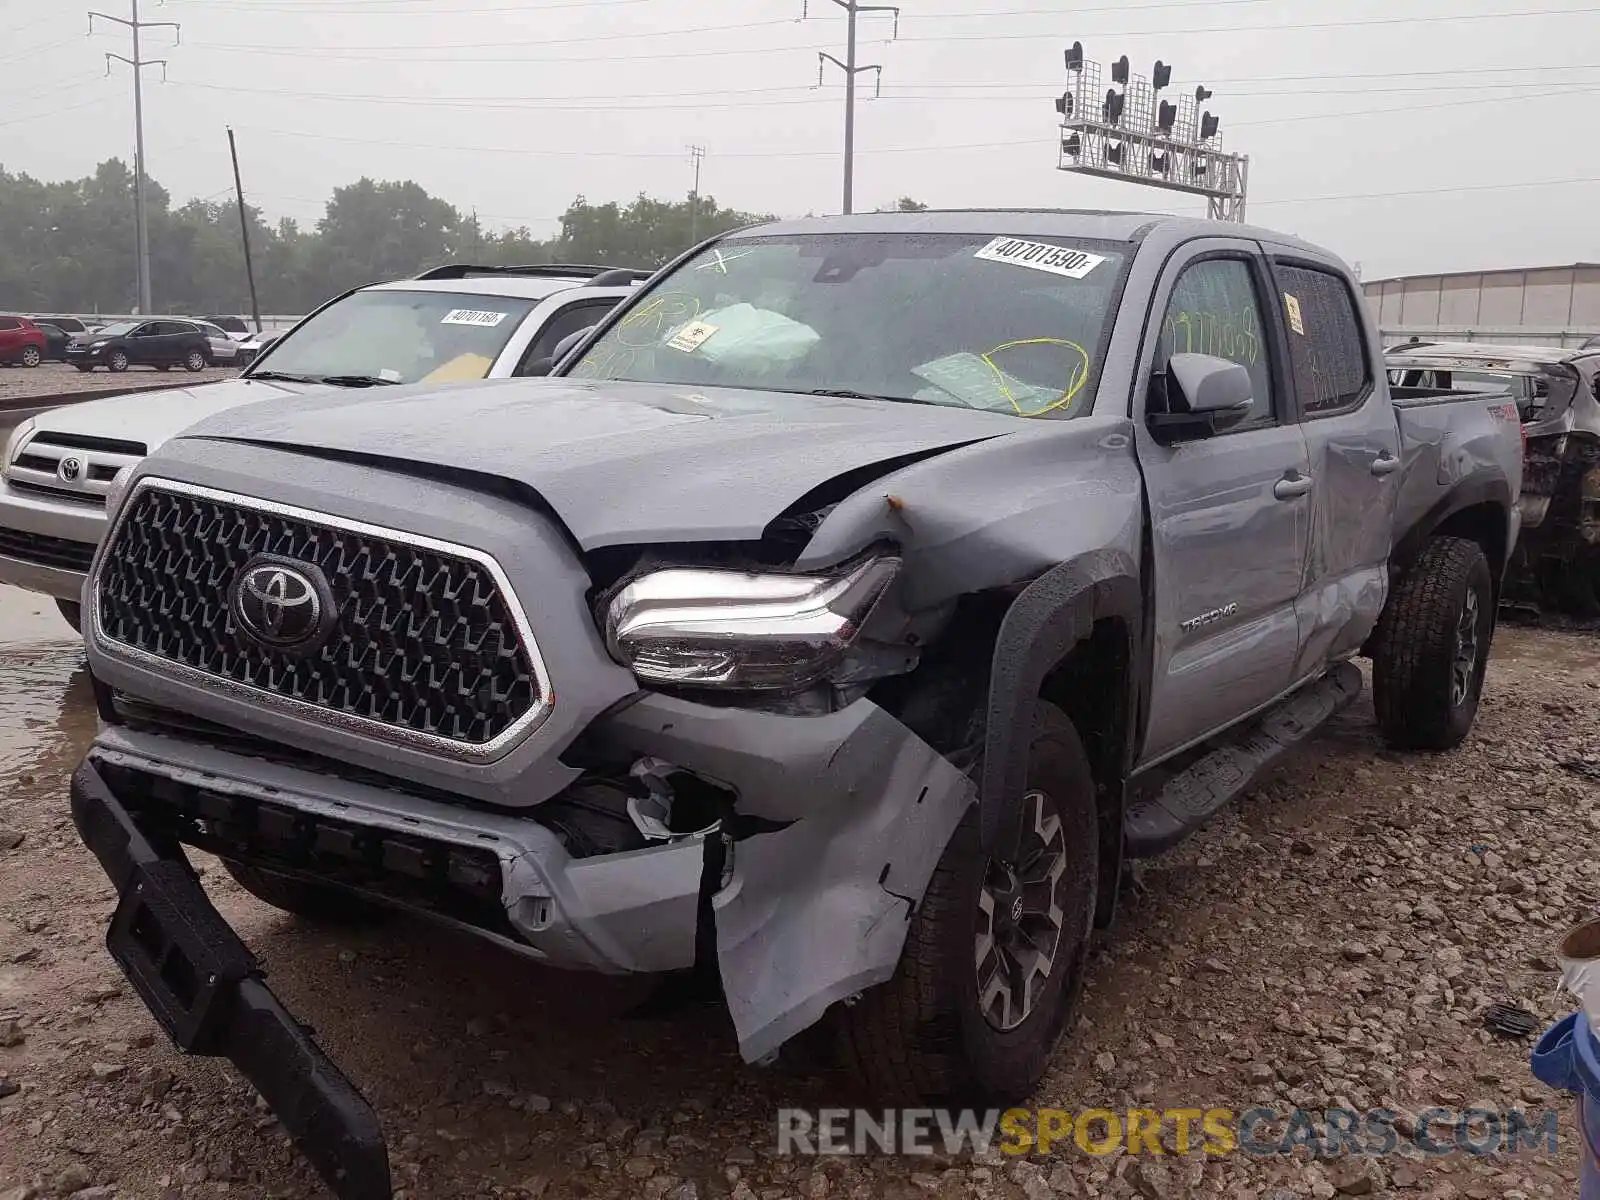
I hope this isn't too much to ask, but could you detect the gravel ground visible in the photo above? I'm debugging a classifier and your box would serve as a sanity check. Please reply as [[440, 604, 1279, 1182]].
[[0, 363, 237, 405], [0, 584, 1593, 1200]]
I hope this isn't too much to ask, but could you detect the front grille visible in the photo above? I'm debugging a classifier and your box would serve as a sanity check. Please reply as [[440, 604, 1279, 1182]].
[[96, 483, 544, 750], [0, 526, 96, 571], [5, 430, 145, 505], [95, 759, 515, 937]]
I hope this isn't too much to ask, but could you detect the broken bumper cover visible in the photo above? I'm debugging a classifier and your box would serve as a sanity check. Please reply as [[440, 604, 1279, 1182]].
[[69, 760, 393, 1200], [80, 693, 975, 1067]]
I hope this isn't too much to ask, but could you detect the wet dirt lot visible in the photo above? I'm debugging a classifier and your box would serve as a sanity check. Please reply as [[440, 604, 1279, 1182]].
[[0, 582, 1592, 1200], [0, 363, 238, 407]]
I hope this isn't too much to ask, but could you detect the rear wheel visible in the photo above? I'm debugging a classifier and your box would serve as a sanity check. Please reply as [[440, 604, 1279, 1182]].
[[836, 702, 1098, 1101], [183, 349, 206, 372], [222, 859, 379, 924], [107, 349, 129, 373], [19, 345, 41, 368], [1371, 536, 1493, 751]]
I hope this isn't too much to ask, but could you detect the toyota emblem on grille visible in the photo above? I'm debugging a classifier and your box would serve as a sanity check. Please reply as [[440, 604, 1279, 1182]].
[[230, 556, 334, 653], [58, 457, 82, 483]]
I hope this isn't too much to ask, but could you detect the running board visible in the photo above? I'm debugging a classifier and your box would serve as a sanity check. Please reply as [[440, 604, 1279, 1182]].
[[1123, 662, 1362, 858]]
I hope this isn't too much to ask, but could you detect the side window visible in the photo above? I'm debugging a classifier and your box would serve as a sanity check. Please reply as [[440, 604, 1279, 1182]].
[[0, 318, 20, 331], [516, 300, 617, 374], [1275, 264, 1371, 417], [1155, 258, 1274, 428]]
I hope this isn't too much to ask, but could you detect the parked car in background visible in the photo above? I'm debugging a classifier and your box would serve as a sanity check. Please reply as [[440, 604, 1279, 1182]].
[[204, 314, 252, 340], [65, 212, 1524, 1197], [64, 319, 214, 373], [32, 322, 70, 362], [235, 329, 279, 367], [0, 316, 47, 367], [1, 263, 644, 631], [1388, 340, 1600, 613], [190, 320, 241, 364], [33, 315, 90, 337]]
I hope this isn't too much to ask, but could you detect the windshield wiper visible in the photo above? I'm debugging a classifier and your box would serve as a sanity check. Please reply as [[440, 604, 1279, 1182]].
[[317, 374, 403, 388], [805, 387, 946, 407], [245, 370, 318, 384]]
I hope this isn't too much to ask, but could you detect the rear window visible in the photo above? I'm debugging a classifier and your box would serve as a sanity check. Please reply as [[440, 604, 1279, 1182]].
[[1276, 264, 1372, 416], [0, 318, 19, 331]]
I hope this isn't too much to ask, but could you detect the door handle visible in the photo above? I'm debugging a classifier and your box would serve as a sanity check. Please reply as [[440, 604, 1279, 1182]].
[[1370, 452, 1400, 476], [1273, 471, 1313, 500]]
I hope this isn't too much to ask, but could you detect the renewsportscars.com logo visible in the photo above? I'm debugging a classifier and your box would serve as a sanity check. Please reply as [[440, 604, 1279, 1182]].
[[776, 1107, 1560, 1158]]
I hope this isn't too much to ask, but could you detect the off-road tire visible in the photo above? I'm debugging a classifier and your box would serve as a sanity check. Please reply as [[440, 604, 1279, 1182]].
[[19, 345, 41, 368], [107, 350, 129, 373], [183, 349, 206, 372], [55, 599, 81, 634], [835, 702, 1098, 1102], [1371, 536, 1493, 751], [222, 859, 378, 924]]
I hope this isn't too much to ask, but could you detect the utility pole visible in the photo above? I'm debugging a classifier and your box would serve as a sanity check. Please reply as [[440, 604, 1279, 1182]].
[[226, 127, 262, 334], [810, 0, 900, 215], [91, 1, 178, 315], [687, 145, 705, 245]]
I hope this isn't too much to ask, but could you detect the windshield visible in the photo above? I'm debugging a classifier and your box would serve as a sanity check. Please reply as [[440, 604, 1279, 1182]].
[[567, 232, 1130, 418], [95, 321, 139, 338], [252, 288, 538, 385]]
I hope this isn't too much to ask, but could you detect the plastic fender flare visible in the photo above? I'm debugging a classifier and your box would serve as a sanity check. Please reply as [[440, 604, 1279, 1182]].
[[1389, 471, 1513, 584], [979, 551, 1142, 861]]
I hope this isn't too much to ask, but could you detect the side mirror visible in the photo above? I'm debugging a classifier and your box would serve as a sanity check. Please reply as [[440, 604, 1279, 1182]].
[[551, 324, 597, 366], [1147, 352, 1255, 444]]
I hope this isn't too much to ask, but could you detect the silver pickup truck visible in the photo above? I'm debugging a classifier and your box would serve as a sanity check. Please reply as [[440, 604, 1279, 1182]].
[[68, 210, 1523, 1198]]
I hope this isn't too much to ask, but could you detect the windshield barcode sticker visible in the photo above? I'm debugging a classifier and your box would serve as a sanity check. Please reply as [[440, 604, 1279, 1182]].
[[441, 309, 509, 327], [974, 238, 1106, 279]]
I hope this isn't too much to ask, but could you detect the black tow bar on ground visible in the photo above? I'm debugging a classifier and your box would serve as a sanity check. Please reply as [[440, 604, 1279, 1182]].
[[69, 761, 394, 1200]]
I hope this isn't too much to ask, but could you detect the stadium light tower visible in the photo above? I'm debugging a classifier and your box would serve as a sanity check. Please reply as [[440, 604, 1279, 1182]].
[[1053, 43, 1249, 222]]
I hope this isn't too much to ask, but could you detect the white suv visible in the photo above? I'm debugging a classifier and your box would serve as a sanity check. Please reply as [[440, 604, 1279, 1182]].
[[0, 263, 646, 630]]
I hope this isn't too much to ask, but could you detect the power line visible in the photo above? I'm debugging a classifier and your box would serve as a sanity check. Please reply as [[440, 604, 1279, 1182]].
[[1253, 176, 1600, 207], [157, 74, 1600, 112]]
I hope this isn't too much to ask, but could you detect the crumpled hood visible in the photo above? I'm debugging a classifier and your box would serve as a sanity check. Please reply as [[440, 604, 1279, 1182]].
[[179, 377, 1020, 547], [29, 377, 319, 452]]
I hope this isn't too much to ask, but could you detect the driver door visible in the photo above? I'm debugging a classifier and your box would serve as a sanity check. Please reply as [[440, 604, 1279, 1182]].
[[1133, 240, 1312, 768]]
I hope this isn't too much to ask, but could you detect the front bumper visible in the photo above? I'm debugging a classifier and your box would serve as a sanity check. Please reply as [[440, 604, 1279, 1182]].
[[65, 346, 108, 365], [69, 760, 392, 1200], [0, 476, 107, 600]]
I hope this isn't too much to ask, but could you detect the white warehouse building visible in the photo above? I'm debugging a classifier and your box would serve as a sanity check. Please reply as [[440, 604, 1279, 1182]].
[[1362, 262, 1600, 349]]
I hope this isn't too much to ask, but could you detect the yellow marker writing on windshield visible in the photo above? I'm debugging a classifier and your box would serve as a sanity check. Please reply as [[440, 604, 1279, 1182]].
[[980, 338, 1091, 416]]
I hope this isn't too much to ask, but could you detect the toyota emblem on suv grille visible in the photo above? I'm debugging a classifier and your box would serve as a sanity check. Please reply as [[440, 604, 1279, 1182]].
[[230, 556, 334, 653], [58, 457, 82, 483]]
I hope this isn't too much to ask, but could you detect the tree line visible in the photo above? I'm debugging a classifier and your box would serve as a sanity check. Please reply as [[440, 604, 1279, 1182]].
[[0, 158, 813, 316]]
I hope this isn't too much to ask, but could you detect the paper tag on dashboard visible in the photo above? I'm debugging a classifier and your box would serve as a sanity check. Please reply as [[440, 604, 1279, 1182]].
[[1284, 294, 1305, 336], [667, 321, 720, 353], [974, 237, 1106, 279], [441, 309, 509, 327]]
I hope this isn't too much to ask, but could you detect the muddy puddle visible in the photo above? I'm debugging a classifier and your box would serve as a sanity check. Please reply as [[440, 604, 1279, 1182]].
[[0, 585, 93, 780]]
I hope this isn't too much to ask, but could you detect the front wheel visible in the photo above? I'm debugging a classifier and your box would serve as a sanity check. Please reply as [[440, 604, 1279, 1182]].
[[183, 349, 206, 372], [836, 702, 1099, 1101], [19, 345, 41, 368], [107, 350, 129, 373], [1371, 536, 1493, 751]]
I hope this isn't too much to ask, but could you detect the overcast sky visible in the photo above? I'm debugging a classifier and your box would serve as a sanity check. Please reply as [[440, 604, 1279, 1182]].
[[2, 0, 1597, 279]]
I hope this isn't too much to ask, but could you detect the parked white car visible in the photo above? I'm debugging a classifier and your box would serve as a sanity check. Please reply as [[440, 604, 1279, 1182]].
[[0, 263, 646, 630]]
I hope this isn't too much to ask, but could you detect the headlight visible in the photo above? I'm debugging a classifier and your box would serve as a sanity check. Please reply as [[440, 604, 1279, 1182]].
[[605, 555, 900, 690], [105, 465, 136, 519], [3, 418, 36, 471], [90, 340, 107, 350]]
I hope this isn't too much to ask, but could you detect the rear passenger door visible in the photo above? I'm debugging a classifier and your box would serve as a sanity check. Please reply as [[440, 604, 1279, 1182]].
[[1264, 251, 1402, 679], [1134, 240, 1311, 767]]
